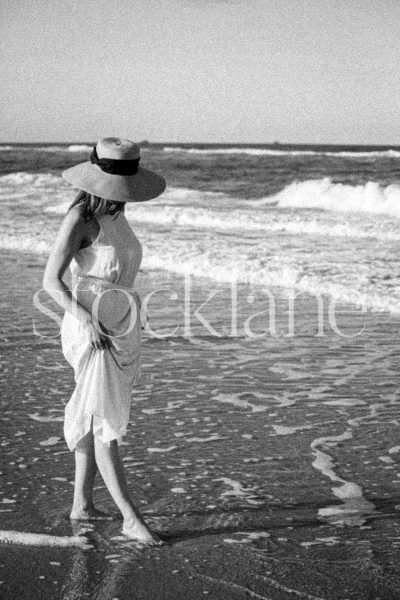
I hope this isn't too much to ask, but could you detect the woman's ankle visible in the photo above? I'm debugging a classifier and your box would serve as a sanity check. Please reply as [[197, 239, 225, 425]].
[[71, 498, 94, 512], [123, 509, 146, 526]]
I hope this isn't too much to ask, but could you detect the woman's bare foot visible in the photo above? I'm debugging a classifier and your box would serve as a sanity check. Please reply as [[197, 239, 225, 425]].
[[122, 516, 163, 546], [70, 504, 113, 521]]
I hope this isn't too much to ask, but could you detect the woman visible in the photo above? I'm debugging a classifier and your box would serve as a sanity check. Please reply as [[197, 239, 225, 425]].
[[43, 137, 166, 546]]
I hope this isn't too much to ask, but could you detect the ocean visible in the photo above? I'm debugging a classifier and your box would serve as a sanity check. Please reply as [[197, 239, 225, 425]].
[[2, 143, 400, 599], [1, 142, 400, 314]]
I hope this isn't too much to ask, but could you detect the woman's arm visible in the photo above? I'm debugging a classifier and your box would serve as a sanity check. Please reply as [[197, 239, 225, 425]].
[[42, 206, 110, 350]]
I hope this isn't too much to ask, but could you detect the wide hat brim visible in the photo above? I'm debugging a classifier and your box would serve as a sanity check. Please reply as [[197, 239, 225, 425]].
[[62, 162, 166, 202]]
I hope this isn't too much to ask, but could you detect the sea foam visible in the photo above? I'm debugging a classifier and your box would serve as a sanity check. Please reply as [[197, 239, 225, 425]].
[[163, 146, 400, 159], [0, 530, 92, 548], [2, 173, 400, 315], [6, 172, 400, 221], [253, 178, 400, 218], [67, 145, 93, 152]]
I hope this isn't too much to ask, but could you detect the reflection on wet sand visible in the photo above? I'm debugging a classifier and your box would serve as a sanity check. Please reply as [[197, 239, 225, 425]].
[[2, 258, 400, 599]]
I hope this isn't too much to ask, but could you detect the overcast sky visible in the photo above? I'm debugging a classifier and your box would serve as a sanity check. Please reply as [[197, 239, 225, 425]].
[[1, 0, 399, 144]]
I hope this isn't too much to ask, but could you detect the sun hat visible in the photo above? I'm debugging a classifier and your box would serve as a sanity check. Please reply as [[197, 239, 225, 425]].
[[62, 137, 166, 202]]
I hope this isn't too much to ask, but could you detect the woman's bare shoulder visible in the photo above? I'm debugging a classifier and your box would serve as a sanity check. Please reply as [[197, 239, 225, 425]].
[[63, 204, 86, 225], [59, 205, 92, 235], [51, 205, 91, 250]]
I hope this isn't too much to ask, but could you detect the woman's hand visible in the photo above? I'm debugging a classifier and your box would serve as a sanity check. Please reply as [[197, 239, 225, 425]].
[[84, 320, 112, 351]]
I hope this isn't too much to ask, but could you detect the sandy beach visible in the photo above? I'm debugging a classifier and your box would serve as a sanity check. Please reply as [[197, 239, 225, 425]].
[[1, 248, 400, 599]]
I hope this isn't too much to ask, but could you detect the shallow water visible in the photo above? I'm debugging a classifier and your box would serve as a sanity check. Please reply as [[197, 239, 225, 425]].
[[1, 251, 400, 598]]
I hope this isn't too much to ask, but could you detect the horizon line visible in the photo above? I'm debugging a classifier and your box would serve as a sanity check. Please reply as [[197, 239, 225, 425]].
[[1, 141, 400, 148]]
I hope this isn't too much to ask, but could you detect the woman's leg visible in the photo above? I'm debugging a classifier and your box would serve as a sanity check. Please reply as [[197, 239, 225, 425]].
[[70, 429, 110, 520], [94, 436, 162, 545]]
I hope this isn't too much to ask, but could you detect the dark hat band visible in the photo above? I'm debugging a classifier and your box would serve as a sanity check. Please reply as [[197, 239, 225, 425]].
[[90, 146, 140, 175]]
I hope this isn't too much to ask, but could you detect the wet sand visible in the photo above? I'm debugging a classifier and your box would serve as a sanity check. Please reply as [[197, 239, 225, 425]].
[[1, 249, 400, 599]]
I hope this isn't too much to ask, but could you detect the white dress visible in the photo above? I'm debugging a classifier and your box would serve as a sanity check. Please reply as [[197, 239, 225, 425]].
[[61, 210, 144, 451]]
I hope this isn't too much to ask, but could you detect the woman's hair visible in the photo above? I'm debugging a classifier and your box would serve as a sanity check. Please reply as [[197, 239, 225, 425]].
[[67, 190, 125, 222]]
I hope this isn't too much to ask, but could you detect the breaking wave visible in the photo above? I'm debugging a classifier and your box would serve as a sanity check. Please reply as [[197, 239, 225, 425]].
[[255, 178, 400, 218], [1, 173, 400, 315], [163, 146, 400, 159]]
